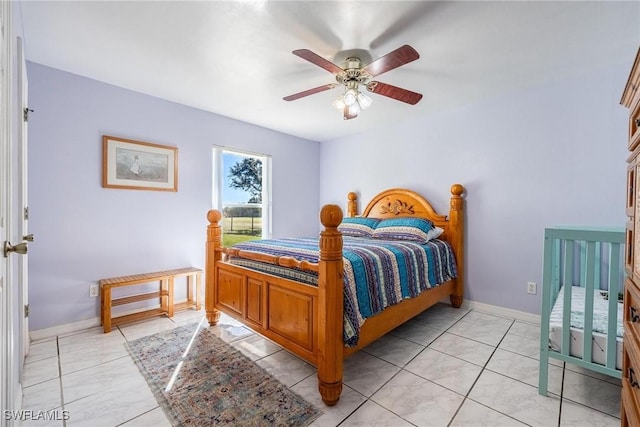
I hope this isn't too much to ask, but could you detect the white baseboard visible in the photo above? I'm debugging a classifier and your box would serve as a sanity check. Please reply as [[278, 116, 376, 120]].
[[30, 317, 101, 341], [29, 298, 194, 341], [461, 299, 540, 325]]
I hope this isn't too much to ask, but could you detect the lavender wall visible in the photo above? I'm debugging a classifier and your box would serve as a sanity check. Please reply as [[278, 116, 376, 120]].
[[27, 62, 320, 330], [319, 64, 631, 315]]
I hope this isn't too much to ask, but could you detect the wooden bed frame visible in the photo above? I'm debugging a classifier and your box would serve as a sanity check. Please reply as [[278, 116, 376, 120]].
[[205, 185, 465, 405]]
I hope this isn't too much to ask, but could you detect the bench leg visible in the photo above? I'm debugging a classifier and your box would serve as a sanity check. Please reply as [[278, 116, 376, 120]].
[[187, 274, 194, 306], [160, 278, 168, 314], [168, 276, 175, 318], [102, 286, 112, 333], [186, 272, 202, 311], [195, 272, 202, 311]]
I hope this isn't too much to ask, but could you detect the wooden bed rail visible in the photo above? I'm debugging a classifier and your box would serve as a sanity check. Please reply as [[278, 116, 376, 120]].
[[216, 247, 320, 272]]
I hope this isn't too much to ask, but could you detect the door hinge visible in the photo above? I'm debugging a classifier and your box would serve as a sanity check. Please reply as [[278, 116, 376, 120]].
[[24, 207, 29, 220], [24, 304, 29, 318], [23, 107, 33, 122]]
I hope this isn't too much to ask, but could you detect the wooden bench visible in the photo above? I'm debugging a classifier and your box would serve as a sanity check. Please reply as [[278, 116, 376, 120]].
[[99, 267, 202, 333]]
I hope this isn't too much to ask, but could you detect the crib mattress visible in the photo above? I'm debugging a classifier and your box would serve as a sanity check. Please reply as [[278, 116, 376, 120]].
[[549, 285, 623, 369]]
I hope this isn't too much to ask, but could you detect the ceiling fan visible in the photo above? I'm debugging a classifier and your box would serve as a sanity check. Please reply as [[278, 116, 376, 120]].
[[283, 45, 423, 120]]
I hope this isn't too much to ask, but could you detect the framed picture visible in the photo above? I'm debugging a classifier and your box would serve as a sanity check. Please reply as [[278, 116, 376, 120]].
[[102, 135, 178, 191]]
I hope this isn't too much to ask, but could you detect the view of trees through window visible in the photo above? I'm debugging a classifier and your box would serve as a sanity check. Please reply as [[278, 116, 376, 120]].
[[222, 152, 264, 246]]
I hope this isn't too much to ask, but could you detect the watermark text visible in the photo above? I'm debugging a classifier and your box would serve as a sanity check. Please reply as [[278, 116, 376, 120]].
[[3, 409, 70, 421]]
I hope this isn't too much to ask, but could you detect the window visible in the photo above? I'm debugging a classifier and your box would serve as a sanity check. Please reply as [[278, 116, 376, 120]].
[[212, 147, 271, 246]]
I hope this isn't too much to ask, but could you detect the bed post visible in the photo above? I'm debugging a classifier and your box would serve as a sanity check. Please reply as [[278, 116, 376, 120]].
[[317, 204, 344, 406], [449, 184, 465, 308], [347, 192, 358, 217], [205, 209, 222, 325]]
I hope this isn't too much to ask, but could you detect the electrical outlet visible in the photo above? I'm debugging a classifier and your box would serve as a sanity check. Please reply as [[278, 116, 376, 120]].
[[527, 282, 537, 295], [89, 284, 99, 297]]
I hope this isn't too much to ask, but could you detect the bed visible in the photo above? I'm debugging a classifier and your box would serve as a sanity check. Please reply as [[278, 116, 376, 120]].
[[204, 185, 465, 405], [538, 226, 625, 396]]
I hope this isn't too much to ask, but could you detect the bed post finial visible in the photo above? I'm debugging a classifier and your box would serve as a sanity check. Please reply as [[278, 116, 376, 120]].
[[205, 210, 222, 326], [318, 204, 344, 405], [451, 184, 464, 201], [347, 192, 358, 218], [320, 204, 343, 229], [449, 184, 465, 308]]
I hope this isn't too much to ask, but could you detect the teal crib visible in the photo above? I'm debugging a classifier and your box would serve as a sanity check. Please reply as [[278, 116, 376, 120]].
[[538, 226, 625, 396]]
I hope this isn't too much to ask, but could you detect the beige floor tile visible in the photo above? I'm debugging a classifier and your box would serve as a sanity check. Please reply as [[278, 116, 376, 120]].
[[20, 307, 624, 427]]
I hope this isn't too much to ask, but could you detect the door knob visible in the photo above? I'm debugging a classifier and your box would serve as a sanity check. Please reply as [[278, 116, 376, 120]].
[[23, 234, 34, 242], [4, 241, 28, 257]]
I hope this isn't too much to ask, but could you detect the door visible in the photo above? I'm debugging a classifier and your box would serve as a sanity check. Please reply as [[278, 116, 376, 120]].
[[17, 36, 29, 366], [0, 0, 12, 421]]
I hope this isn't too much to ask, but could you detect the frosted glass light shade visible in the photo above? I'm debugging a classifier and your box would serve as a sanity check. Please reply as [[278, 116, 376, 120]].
[[343, 89, 357, 106], [357, 92, 372, 110]]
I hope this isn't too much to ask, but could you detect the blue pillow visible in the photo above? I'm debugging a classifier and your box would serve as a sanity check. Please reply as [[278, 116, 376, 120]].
[[337, 217, 380, 238], [372, 217, 435, 243]]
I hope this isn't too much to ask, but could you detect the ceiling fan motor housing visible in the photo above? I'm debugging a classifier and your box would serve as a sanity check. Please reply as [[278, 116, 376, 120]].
[[335, 57, 372, 86], [344, 56, 362, 70]]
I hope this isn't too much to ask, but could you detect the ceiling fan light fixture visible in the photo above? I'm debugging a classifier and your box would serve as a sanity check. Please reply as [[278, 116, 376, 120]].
[[332, 95, 345, 110], [347, 102, 360, 116], [343, 89, 357, 106], [357, 92, 372, 110]]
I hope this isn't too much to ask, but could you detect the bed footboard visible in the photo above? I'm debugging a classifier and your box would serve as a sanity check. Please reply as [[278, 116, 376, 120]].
[[205, 205, 345, 406]]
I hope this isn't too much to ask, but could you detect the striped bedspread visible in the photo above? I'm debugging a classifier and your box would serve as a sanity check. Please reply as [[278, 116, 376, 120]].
[[229, 236, 458, 347]]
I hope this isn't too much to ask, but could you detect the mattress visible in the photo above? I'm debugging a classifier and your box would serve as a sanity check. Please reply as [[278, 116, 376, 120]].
[[549, 285, 623, 369]]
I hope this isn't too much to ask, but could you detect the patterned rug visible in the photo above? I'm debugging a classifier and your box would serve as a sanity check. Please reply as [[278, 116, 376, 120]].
[[125, 322, 322, 426]]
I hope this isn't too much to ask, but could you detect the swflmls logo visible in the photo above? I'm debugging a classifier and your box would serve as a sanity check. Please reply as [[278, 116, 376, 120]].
[[3, 410, 70, 421]]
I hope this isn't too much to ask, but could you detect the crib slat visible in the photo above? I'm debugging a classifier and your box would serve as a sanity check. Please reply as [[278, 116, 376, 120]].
[[552, 239, 560, 296], [562, 240, 574, 357], [539, 233, 555, 396], [595, 242, 601, 290], [579, 241, 601, 290], [606, 243, 621, 370], [582, 241, 596, 364]]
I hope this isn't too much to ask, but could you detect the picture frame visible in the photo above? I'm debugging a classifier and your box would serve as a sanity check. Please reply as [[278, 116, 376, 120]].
[[102, 135, 178, 192]]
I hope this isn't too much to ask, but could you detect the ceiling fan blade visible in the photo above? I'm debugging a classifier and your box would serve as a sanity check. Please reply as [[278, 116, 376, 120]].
[[283, 84, 337, 101], [343, 106, 358, 120], [362, 45, 420, 77], [292, 49, 344, 74], [367, 81, 423, 105]]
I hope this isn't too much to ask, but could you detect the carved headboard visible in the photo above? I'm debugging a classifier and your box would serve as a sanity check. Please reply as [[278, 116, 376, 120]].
[[347, 185, 465, 246]]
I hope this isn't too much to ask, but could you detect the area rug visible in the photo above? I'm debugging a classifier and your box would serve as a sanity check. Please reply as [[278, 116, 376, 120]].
[[125, 323, 322, 426]]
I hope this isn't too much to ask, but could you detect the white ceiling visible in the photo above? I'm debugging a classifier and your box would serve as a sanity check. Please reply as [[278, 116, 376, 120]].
[[18, 1, 640, 142]]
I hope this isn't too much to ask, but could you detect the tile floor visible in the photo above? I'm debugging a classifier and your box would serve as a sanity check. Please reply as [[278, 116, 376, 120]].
[[20, 304, 622, 426]]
